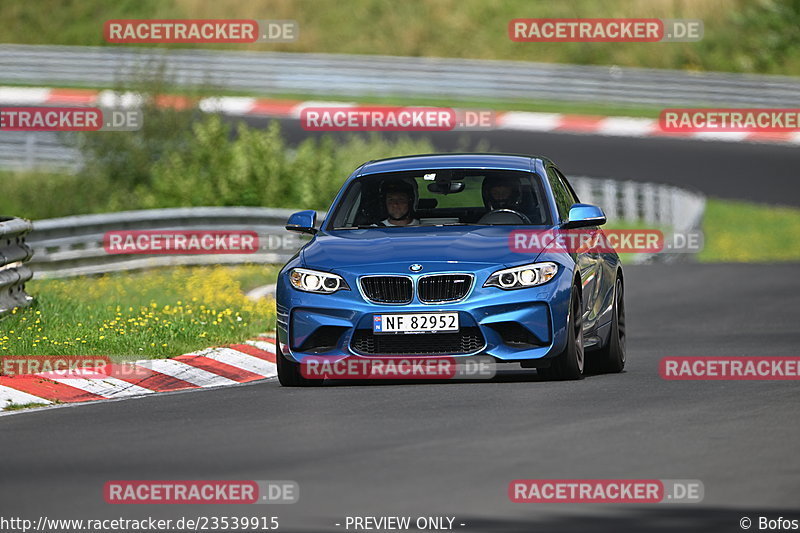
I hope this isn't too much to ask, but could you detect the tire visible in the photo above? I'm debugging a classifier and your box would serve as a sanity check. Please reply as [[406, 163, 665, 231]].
[[590, 276, 626, 374], [539, 286, 584, 381], [276, 340, 324, 387]]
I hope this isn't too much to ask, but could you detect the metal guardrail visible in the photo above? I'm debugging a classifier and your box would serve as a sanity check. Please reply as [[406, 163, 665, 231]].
[[571, 177, 705, 263], [27, 207, 310, 278], [25, 176, 705, 278], [0, 217, 34, 315], [0, 132, 81, 172], [571, 177, 705, 234], [1, 44, 799, 108]]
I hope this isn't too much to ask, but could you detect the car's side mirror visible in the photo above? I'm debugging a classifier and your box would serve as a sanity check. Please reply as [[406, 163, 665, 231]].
[[562, 203, 607, 229], [286, 210, 318, 234]]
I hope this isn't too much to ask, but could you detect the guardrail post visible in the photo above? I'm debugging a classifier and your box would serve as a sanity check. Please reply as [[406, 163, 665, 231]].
[[658, 185, 673, 228], [622, 181, 638, 223], [602, 180, 618, 222], [642, 183, 657, 225], [0, 217, 35, 316], [25, 134, 35, 170], [572, 178, 593, 205]]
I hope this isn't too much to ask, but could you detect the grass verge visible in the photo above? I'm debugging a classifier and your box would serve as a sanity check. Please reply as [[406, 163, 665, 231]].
[[699, 199, 800, 262], [2, 402, 52, 412], [0, 265, 280, 358]]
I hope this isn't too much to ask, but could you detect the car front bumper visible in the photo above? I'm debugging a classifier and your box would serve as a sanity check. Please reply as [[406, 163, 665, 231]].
[[276, 263, 574, 364]]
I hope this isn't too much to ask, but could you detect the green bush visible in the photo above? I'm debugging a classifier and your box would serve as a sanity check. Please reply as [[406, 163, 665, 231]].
[[71, 65, 201, 193], [140, 116, 436, 212], [0, 171, 117, 220], [1, 113, 437, 219], [0, 67, 433, 219]]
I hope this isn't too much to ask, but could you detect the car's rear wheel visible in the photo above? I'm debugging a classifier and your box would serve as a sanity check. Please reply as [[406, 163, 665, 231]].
[[589, 276, 626, 374], [276, 338, 324, 387], [539, 286, 584, 381]]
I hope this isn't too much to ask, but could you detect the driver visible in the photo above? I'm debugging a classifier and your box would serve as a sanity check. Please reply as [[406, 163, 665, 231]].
[[379, 180, 420, 226], [482, 176, 522, 211]]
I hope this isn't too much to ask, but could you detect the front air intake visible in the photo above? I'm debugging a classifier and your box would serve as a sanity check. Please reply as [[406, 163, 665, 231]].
[[360, 276, 413, 304], [417, 274, 473, 303]]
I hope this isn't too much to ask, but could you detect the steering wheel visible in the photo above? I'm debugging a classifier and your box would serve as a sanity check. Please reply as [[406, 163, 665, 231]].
[[477, 208, 532, 225]]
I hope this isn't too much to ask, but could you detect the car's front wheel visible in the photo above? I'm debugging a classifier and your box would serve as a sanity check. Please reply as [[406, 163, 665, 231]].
[[539, 286, 584, 381], [276, 339, 324, 387]]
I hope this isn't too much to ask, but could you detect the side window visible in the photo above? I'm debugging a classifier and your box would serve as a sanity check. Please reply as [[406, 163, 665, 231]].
[[554, 168, 579, 205], [546, 167, 573, 222]]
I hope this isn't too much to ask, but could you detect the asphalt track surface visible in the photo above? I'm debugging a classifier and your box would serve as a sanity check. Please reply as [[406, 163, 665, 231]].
[[2, 263, 799, 532], [2, 124, 799, 532]]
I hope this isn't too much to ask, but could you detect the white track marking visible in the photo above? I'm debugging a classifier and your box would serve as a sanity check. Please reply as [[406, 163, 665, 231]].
[[0, 86, 51, 104], [0, 385, 52, 406], [497, 112, 562, 131], [97, 90, 141, 108], [199, 348, 277, 377], [598, 117, 657, 137], [137, 359, 238, 387], [199, 96, 256, 114], [44, 377, 154, 398], [290, 100, 355, 118], [245, 340, 276, 353], [692, 131, 749, 141]]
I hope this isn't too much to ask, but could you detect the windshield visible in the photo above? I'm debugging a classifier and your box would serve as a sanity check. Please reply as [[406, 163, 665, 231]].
[[327, 169, 552, 229]]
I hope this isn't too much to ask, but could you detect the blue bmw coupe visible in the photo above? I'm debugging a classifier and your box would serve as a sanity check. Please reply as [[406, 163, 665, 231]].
[[276, 154, 625, 385]]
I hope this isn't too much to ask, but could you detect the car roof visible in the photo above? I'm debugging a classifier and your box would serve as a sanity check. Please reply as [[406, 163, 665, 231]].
[[357, 153, 551, 175]]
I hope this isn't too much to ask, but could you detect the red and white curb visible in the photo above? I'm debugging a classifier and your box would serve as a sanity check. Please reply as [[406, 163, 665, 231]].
[[1, 86, 799, 146], [0, 335, 277, 412]]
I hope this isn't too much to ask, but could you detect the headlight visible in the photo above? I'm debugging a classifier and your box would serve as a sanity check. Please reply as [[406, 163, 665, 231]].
[[289, 267, 349, 294], [484, 262, 558, 290]]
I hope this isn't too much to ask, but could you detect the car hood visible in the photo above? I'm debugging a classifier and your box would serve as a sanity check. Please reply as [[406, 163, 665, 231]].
[[302, 226, 548, 271]]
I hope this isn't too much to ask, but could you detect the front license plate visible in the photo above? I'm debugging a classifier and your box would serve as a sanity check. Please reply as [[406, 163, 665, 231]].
[[373, 313, 459, 334]]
